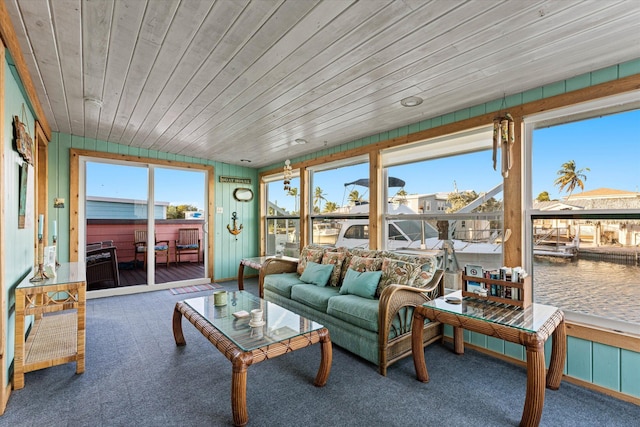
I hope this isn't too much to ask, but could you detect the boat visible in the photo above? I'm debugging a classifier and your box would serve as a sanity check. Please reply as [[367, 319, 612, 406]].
[[312, 223, 340, 245], [533, 231, 580, 258], [330, 178, 505, 269]]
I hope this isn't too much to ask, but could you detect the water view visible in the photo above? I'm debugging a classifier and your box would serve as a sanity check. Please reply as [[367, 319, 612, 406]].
[[533, 257, 640, 325]]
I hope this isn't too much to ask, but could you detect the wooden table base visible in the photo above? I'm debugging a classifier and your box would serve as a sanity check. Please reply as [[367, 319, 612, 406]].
[[173, 302, 332, 426], [411, 306, 566, 427]]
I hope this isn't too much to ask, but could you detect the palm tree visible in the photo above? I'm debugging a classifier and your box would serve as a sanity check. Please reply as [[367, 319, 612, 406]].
[[536, 191, 551, 202], [554, 160, 590, 198], [348, 189, 363, 205], [287, 187, 299, 213], [323, 201, 338, 213], [394, 189, 408, 205], [313, 186, 327, 211]]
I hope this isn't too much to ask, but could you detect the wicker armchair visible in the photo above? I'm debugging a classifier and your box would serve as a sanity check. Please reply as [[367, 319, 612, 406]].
[[86, 241, 120, 290]]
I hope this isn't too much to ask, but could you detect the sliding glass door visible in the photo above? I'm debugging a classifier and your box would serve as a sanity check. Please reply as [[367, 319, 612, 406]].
[[83, 159, 208, 290]]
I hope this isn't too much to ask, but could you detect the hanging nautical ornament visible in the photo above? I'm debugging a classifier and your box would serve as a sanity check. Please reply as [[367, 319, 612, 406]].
[[283, 159, 292, 191], [227, 212, 243, 240], [492, 112, 515, 178]]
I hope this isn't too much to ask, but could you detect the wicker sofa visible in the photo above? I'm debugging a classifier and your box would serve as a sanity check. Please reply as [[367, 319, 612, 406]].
[[260, 246, 444, 375]]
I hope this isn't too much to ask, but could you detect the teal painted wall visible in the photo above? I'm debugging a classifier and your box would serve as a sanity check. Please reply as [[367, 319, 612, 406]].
[[47, 133, 259, 281], [264, 58, 640, 400], [2, 56, 37, 388]]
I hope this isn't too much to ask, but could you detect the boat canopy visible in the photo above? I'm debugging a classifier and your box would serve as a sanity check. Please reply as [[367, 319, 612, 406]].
[[344, 177, 405, 188]]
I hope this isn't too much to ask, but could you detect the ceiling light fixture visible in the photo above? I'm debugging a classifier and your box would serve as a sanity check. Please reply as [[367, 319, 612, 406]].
[[400, 96, 423, 107], [83, 96, 103, 109], [294, 138, 307, 144], [240, 159, 251, 163]]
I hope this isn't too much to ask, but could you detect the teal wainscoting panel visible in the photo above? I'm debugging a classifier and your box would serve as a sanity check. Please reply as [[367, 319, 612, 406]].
[[485, 99, 502, 113], [505, 93, 522, 108], [453, 108, 470, 122], [469, 331, 487, 348], [463, 329, 471, 343], [469, 104, 486, 118], [566, 74, 591, 92], [620, 349, 640, 398], [522, 87, 543, 104], [591, 65, 619, 85], [619, 59, 640, 77], [96, 139, 109, 152], [441, 112, 455, 125], [486, 336, 504, 354], [504, 341, 525, 361], [542, 81, 566, 97], [592, 342, 620, 391], [443, 324, 453, 338], [567, 336, 592, 382]]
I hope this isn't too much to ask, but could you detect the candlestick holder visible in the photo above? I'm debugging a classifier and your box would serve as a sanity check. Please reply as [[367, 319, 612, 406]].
[[30, 236, 50, 282], [52, 235, 60, 267]]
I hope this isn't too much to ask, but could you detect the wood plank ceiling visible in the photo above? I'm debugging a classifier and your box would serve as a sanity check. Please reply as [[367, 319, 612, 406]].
[[5, 0, 640, 168]]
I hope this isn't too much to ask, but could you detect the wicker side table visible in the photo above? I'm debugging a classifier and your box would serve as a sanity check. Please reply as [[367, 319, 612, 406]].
[[13, 262, 86, 390], [411, 292, 566, 427]]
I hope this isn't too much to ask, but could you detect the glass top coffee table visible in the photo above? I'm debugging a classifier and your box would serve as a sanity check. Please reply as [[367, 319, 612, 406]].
[[411, 291, 566, 427], [172, 291, 332, 426]]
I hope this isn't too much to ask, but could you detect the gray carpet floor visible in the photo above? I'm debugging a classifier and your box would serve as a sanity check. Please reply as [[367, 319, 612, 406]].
[[4, 278, 638, 426]]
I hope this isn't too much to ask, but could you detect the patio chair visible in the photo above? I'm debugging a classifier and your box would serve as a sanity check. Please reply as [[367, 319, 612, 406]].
[[134, 230, 171, 268], [175, 228, 201, 263]]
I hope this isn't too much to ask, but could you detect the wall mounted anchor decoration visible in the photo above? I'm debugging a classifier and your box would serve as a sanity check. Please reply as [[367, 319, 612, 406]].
[[227, 212, 243, 240]]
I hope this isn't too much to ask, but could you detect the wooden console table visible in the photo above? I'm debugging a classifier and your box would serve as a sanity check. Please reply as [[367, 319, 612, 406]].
[[411, 291, 566, 427], [13, 262, 86, 389]]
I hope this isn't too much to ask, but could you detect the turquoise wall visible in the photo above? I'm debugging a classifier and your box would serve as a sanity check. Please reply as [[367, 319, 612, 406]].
[[258, 58, 640, 400], [445, 326, 640, 399], [47, 133, 259, 280], [2, 56, 36, 388]]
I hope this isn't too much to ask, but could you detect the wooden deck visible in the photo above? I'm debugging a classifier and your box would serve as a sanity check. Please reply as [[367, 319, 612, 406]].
[[88, 262, 206, 290]]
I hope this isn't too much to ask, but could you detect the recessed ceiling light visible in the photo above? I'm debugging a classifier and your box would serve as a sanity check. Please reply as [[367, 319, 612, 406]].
[[240, 159, 251, 163], [294, 138, 307, 144], [83, 96, 103, 109], [400, 96, 423, 107]]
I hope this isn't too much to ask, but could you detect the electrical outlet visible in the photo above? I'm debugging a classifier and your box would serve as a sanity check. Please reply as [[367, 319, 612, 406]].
[[216, 207, 223, 214]]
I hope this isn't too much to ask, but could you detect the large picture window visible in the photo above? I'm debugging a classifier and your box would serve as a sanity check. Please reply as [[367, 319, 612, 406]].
[[526, 94, 640, 334], [309, 159, 369, 248], [383, 128, 505, 269], [265, 176, 300, 257]]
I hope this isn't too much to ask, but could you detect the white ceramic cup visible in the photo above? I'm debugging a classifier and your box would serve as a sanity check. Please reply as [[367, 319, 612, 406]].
[[250, 309, 263, 323]]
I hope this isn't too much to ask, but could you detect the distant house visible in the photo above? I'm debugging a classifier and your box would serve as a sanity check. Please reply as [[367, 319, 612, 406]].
[[533, 188, 640, 246], [86, 196, 170, 220]]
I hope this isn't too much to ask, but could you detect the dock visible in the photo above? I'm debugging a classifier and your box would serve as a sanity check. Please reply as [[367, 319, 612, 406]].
[[577, 245, 640, 265]]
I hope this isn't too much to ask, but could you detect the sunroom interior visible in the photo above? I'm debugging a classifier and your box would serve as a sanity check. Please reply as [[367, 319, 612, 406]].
[[0, 0, 638, 422]]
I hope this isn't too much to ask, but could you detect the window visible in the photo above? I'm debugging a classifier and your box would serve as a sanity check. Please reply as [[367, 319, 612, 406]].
[[265, 176, 300, 257], [309, 158, 369, 248], [526, 93, 640, 335], [383, 128, 504, 268]]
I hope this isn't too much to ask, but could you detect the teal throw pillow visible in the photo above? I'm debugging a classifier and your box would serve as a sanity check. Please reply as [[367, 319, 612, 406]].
[[339, 268, 382, 299], [300, 261, 334, 287]]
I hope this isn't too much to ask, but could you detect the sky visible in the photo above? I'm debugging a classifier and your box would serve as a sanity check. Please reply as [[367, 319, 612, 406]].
[[289, 109, 639, 211], [87, 109, 639, 212], [86, 164, 205, 209]]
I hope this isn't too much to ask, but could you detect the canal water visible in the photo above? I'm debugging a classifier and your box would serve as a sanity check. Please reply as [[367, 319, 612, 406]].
[[533, 257, 640, 325]]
